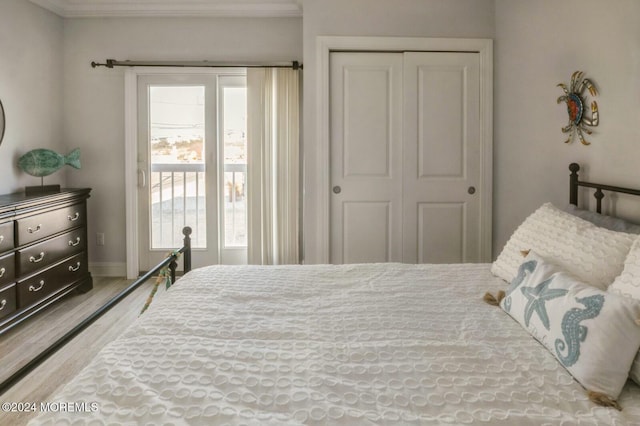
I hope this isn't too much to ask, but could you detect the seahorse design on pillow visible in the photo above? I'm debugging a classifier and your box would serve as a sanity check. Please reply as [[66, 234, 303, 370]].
[[502, 260, 537, 312], [555, 295, 604, 367]]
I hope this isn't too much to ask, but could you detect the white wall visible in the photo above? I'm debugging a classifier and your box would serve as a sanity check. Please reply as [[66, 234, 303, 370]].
[[301, 0, 495, 263], [494, 0, 640, 256], [303, 0, 640, 263], [0, 0, 64, 194], [63, 17, 302, 272], [10, 0, 638, 269]]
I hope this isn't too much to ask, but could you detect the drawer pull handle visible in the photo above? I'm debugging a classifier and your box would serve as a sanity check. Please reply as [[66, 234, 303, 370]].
[[68, 212, 80, 221], [69, 262, 81, 272], [0, 300, 5, 311], [29, 252, 45, 263], [28, 224, 42, 234], [29, 280, 45, 292], [0, 267, 4, 278], [68, 237, 81, 247]]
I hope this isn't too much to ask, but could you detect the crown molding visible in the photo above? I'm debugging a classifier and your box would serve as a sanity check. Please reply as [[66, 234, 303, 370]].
[[28, 0, 303, 18]]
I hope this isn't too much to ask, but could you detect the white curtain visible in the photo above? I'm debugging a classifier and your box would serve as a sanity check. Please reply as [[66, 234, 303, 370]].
[[247, 68, 300, 265]]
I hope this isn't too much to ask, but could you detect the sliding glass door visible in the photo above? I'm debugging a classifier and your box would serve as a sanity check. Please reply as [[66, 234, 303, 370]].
[[137, 72, 247, 271]]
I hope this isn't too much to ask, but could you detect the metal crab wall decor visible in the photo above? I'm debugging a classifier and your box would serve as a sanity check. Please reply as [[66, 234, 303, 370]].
[[557, 71, 599, 145]]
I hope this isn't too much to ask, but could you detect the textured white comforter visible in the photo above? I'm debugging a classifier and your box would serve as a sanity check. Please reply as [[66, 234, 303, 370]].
[[31, 263, 640, 425]]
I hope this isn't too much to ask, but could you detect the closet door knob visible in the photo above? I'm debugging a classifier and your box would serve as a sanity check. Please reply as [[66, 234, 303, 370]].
[[332, 186, 342, 194], [468, 186, 476, 195]]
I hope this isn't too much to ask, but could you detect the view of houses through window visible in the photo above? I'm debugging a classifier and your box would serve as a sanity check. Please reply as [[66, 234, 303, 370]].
[[148, 83, 247, 250]]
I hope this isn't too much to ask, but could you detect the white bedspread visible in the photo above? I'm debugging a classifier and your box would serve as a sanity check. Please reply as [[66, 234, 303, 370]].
[[30, 263, 640, 425]]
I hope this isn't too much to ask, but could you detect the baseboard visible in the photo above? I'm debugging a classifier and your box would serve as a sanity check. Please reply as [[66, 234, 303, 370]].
[[89, 262, 127, 277]]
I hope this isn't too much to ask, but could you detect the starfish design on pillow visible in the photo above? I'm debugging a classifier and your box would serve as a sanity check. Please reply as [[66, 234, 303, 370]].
[[521, 277, 568, 330]]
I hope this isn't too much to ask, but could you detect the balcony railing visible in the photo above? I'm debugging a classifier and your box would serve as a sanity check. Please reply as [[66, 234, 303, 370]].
[[223, 163, 247, 247], [150, 163, 247, 249]]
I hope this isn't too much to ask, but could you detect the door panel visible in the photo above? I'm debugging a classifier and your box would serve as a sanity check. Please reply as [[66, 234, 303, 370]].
[[417, 202, 465, 264], [330, 52, 403, 264], [137, 75, 218, 272], [218, 76, 248, 265], [403, 52, 481, 263], [343, 68, 392, 178], [343, 202, 391, 263], [417, 67, 465, 178]]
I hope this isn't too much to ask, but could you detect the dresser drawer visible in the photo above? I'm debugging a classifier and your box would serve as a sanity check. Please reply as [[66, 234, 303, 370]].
[[17, 253, 87, 309], [18, 228, 86, 276], [17, 203, 86, 246], [0, 252, 15, 286], [0, 283, 17, 321], [0, 221, 14, 253]]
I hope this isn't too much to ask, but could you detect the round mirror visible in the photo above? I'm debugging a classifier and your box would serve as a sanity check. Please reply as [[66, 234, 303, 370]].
[[0, 99, 4, 145]]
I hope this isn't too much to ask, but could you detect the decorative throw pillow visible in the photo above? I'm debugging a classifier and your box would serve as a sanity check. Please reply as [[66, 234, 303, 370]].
[[500, 252, 640, 400], [492, 203, 636, 290], [565, 204, 640, 234], [609, 236, 640, 386]]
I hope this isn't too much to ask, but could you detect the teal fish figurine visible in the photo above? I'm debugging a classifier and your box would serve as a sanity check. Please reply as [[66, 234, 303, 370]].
[[18, 148, 81, 177]]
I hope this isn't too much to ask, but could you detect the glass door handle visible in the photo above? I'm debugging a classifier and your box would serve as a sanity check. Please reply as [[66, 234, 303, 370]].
[[138, 168, 146, 188]]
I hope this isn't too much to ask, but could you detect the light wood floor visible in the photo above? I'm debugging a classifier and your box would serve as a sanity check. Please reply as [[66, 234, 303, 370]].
[[0, 276, 164, 426]]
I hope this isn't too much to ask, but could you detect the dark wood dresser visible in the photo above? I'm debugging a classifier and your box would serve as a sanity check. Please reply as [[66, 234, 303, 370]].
[[0, 188, 92, 334]]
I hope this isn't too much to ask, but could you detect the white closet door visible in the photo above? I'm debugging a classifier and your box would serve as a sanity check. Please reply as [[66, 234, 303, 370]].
[[329, 52, 404, 264], [402, 52, 481, 263], [329, 51, 484, 264]]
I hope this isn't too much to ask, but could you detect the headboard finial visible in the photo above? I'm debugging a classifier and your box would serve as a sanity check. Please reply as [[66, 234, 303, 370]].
[[569, 163, 580, 206], [569, 163, 580, 174], [182, 226, 192, 273]]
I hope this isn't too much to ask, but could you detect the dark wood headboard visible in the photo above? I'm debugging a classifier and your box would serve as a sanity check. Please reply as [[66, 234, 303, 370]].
[[569, 163, 640, 213]]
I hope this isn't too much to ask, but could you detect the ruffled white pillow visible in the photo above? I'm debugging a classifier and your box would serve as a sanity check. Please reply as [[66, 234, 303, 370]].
[[492, 203, 635, 290]]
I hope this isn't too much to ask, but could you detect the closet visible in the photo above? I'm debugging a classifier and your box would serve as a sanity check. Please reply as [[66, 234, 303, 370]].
[[329, 51, 487, 264]]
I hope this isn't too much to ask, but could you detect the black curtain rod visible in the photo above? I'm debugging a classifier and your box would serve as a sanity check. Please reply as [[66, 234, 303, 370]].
[[91, 59, 302, 70]]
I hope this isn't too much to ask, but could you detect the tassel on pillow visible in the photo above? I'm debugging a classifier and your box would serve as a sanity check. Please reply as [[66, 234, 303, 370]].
[[588, 391, 622, 411], [483, 290, 505, 306], [484, 249, 529, 306]]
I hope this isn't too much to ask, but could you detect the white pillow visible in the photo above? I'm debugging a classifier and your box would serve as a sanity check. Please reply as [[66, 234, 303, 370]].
[[609, 236, 640, 299], [609, 236, 640, 385], [565, 204, 640, 234], [492, 203, 636, 290], [629, 351, 640, 387], [501, 252, 640, 400]]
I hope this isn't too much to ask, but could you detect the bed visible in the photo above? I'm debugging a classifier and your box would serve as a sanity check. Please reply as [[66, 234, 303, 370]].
[[24, 164, 640, 424]]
